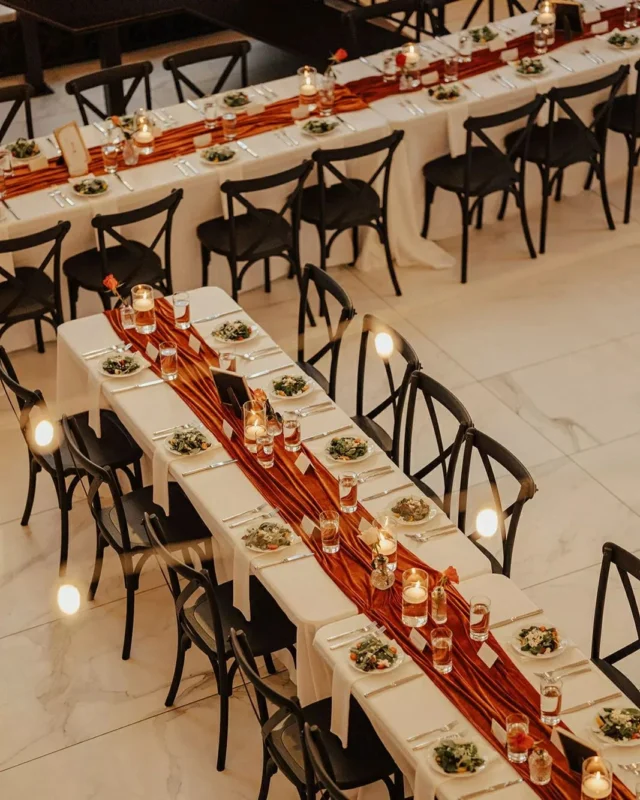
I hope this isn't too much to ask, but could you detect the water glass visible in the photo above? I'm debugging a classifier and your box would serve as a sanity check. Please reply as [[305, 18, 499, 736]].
[[402, 568, 429, 627], [218, 351, 236, 372], [506, 712, 529, 764], [431, 626, 453, 674], [283, 412, 301, 452], [256, 432, 275, 469], [540, 675, 562, 726], [443, 55, 460, 83], [469, 595, 491, 641], [625, 0, 638, 28], [159, 340, 178, 381], [533, 25, 548, 54], [0, 170, 6, 200], [319, 510, 340, 553], [338, 471, 358, 513], [458, 31, 473, 62], [204, 100, 218, 130], [383, 54, 397, 83], [529, 748, 553, 786], [267, 413, 283, 438], [318, 75, 336, 116], [222, 112, 237, 141], [0, 148, 13, 177], [173, 291, 191, 330], [101, 143, 119, 174], [119, 303, 135, 330], [132, 284, 156, 334]]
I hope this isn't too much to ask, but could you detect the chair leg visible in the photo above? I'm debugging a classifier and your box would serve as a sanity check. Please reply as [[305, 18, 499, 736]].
[[200, 243, 210, 287], [420, 180, 436, 238], [554, 169, 564, 202], [165, 632, 188, 706], [623, 138, 636, 225], [88, 528, 105, 601], [20, 457, 38, 526], [539, 168, 551, 255], [264, 258, 271, 293], [228, 257, 239, 302], [460, 194, 470, 284], [133, 458, 143, 490], [596, 160, 616, 231], [351, 226, 359, 265], [475, 198, 484, 230], [258, 750, 277, 800], [122, 583, 136, 661], [585, 163, 596, 191], [497, 190, 509, 220], [59, 490, 70, 576], [216, 683, 230, 771], [379, 222, 402, 296], [264, 653, 277, 675], [68, 280, 79, 320], [516, 188, 537, 260], [34, 318, 45, 353]]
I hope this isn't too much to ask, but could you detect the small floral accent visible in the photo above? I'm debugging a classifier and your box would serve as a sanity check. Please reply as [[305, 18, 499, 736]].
[[102, 274, 128, 306], [395, 52, 407, 69], [438, 565, 459, 587], [331, 48, 348, 63], [510, 730, 535, 751]]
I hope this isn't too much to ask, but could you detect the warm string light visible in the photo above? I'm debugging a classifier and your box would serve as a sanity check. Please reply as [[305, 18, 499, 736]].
[[374, 332, 394, 359], [57, 584, 81, 615], [476, 508, 499, 538]]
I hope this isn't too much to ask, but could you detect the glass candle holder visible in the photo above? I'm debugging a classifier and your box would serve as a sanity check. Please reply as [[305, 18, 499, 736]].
[[298, 65, 318, 106], [540, 675, 563, 726], [218, 351, 236, 372], [376, 516, 397, 571], [283, 412, 301, 452], [458, 30, 473, 62], [403, 42, 421, 71], [402, 568, 429, 627], [101, 143, 119, 174], [432, 626, 453, 673], [173, 291, 191, 330], [506, 712, 529, 764], [582, 757, 612, 800], [159, 340, 178, 381], [204, 99, 218, 130], [133, 109, 155, 155], [256, 432, 275, 469], [431, 584, 448, 624], [443, 55, 460, 83], [469, 595, 491, 642], [338, 471, 358, 513], [243, 400, 267, 454], [222, 112, 237, 141], [319, 510, 340, 553], [119, 303, 135, 330], [625, 0, 639, 27], [529, 748, 553, 786], [131, 284, 156, 334]]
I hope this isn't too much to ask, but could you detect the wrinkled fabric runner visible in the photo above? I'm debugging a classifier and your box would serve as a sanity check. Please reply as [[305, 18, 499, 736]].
[[105, 299, 631, 800]]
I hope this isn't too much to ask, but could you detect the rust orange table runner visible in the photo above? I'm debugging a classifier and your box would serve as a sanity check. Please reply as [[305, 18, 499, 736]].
[[3, 86, 368, 201], [346, 6, 628, 104], [105, 299, 631, 799]]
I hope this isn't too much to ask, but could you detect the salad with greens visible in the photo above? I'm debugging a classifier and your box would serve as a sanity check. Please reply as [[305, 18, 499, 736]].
[[224, 91, 250, 107], [303, 118, 339, 135], [516, 625, 560, 656], [390, 496, 432, 523], [101, 354, 141, 376], [167, 427, 211, 455], [326, 436, 369, 461], [200, 145, 235, 164], [212, 320, 253, 342], [349, 634, 399, 671], [73, 177, 108, 196], [595, 707, 640, 741], [7, 138, 40, 159], [242, 521, 293, 551], [272, 375, 310, 398], [433, 740, 486, 774], [470, 25, 499, 44]]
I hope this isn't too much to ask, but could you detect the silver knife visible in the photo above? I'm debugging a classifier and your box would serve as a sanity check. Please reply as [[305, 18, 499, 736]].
[[326, 622, 376, 642], [114, 172, 134, 192], [111, 378, 164, 394], [459, 778, 524, 800], [335, 114, 356, 131], [246, 364, 291, 379], [237, 140, 259, 158], [280, 130, 299, 146], [563, 692, 622, 714], [263, 84, 278, 98], [407, 99, 426, 116], [462, 81, 483, 98], [302, 424, 353, 443], [182, 457, 237, 477], [93, 121, 107, 136], [193, 309, 242, 324], [255, 551, 314, 570], [362, 482, 414, 502], [181, 158, 200, 175], [229, 508, 277, 529], [364, 672, 422, 699], [498, 73, 516, 89], [329, 628, 383, 650], [550, 55, 574, 72], [174, 161, 190, 177], [187, 99, 205, 116], [1, 199, 19, 220], [222, 502, 268, 523], [359, 56, 384, 74], [490, 608, 543, 629]]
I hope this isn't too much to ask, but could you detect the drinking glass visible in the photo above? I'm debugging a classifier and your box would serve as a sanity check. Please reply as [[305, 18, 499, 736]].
[[222, 112, 237, 141], [402, 568, 428, 627], [506, 712, 529, 764], [469, 595, 491, 642], [431, 626, 453, 674], [159, 340, 178, 381], [533, 25, 548, 54], [119, 303, 135, 330], [0, 148, 13, 177], [338, 471, 358, 513], [383, 54, 397, 83], [443, 55, 460, 83], [256, 432, 275, 469], [204, 100, 218, 130], [458, 31, 473, 62], [319, 510, 340, 553], [625, 0, 638, 28], [267, 413, 283, 438], [243, 400, 267, 454], [376, 516, 397, 571], [0, 170, 6, 201], [529, 748, 553, 786], [218, 351, 236, 372], [318, 75, 336, 116], [540, 675, 562, 726], [283, 412, 302, 452], [582, 757, 612, 800], [173, 291, 191, 330], [131, 284, 156, 334], [101, 143, 119, 174], [431, 585, 447, 624]]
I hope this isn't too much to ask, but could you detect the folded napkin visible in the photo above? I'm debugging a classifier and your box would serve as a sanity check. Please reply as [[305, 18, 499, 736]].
[[446, 99, 471, 158], [413, 757, 456, 800], [0, 219, 16, 277], [68, 173, 121, 248], [218, 157, 245, 221], [153, 434, 222, 514], [87, 353, 149, 436]]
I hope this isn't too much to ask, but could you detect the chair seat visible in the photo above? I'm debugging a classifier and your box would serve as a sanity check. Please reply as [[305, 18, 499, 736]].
[[424, 147, 517, 196], [270, 697, 397, 790], [505, 119, 596, 167], [197, 211, 293, 260], [596, 95, 639, 136], [0, 267, 55, 319], [351, 414, 393, 456], [300, 181, 381, 229], [183, 577, 296, 655], [296, 360, 330, 395], [63, 242, 163, 293]]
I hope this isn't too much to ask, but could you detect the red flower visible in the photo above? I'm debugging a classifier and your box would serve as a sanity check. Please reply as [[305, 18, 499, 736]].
[[102, 274, 119, 292], [510, 731, 535, 751], [439, 565, 459, 587], [395, 52, 407, 68], [332, 48, 348, 63]]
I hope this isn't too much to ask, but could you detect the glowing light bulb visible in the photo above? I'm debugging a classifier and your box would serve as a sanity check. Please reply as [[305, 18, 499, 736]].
[[34, 418, 54, 447], [375, 332, 394, 359], [476, 508, 498, 538], [57, 584, 80, 615]]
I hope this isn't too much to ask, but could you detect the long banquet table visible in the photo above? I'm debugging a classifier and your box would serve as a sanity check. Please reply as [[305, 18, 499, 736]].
[[57, 286, 639, 799], [6, 0, 640, 351]]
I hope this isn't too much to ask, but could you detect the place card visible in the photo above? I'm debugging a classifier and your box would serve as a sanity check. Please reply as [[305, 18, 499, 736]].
[[591, 20, 609, 33], [409, 628, 428, 652], [420, 71, 439, 86], [188, 334, 201, 354], [491, 719, 507, 746], [583, 8, 601, 23], [301, 515, 318, 536], [193, 133, 212, 148], [500, 48, 518, 63], [146, 342, 159, 362], [28, 154, 48, 172], [477, 643, 499, 668], [488, 35, 507, 52], [295, 452, 312, 475], [246, 102, 266, 117], [359, 517, 373, 532], [222, 420, 234, 440], [54, 121, 90, 177]]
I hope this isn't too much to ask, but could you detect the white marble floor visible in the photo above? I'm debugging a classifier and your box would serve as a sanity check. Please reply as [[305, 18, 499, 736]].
[[3, 5, 640, 798]]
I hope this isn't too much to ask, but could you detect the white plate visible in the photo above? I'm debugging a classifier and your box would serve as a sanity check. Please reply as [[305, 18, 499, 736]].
[[592, 710, 640, 747], [211, 323, 259, 346], [7, 143, 41, 162], [72, 179, 110, 198], [300, 122, 340, 137], [510, 628, 568, 660], [324, 437, 375, 465], [199, 147, 237, 167], [269, 378, 315, 402], [223, 93, 251, 109], [607, 38, 640, 51], [513, 64, 550, 79], [427, 740, 489, 778], [350, 642, 404, 673], [245, 526, 295, 553], [426, 88, 465, 105], [98, 353, 149, 379], [386, 496, 438, 526], [164, 428, 215, 457]]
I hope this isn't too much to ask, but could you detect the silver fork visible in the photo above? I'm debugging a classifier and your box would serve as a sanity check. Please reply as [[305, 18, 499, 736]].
[[619, 762, 640, 774], [462, 81, 483, 98], [276, 131, 294, 148], [401, 99, 418, 116], [235, 347, 281, 361], [151, 422, 202, 441], [56, 190, 75, 206], [295, 402, 334, 418], [356, 466, 393, 483], [582, 47, 604, 64], [84, 342, 132, 360], [406, 719, 458, 743], [229, 508, 279, 529], [280, 129, 299, 146], [180, 158, 200, 175], [49, 191, 65, 208], [412, 730, 466, 752]]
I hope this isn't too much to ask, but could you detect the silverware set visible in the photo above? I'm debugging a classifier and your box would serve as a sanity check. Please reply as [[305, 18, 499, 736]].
[[276, 130, 299, 147], [563, 691, 622, 715], [549, 55, 574, 73], [246, 364, 290, 379], [153, 109, 177, 126], [412, 730, 466, 752], [1, 198, 19, 220], [459, 778, 523, 800], [93, 121, 108, 136], [362, 482, 414, 502], [254, 551, 314, 569], [235, 346, 282, 362], [406, 719, 458, 743], [187, 99, 205, 116], [302, 424, 353, 443], [359, 56, 384, 75], [114, 171, 134, 191], [253, 84, 278, 99], [326, 621, 376, 643], [111, 378, 164, 394], [222, 502, 268, 524], [335, 114, 356, 131], [182, 457, 237, 477], [192, 309, 242, 324], [83, 342, 131, 360], [490, 608, 543, 630], [405, 521, 458, 542], [581, 47, 605, 65], [401, 99, 426, 117], [364, 671, 423, 699], [329, 623, 384, 651], [175, 159, 200, 176], [47, 136, 62, 156], [49, 189, 75, 207], [492, 73, 516, 91], [151, 422, 202, 440], [293, 401, 334, 418], [175, 161, 190, 177], [229, 507, 279, 529], [237, 140, 259, 158], [534, 658, 590, 680], [493, 21, 518, 36], [355, 465, 394, 484], [618, 762, 640, 775], [462, 81, 484, 98]]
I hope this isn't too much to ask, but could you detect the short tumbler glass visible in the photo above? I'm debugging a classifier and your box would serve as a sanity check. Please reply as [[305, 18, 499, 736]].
[[338, 471, 358, 513], [160, 340, 178, 381], [319, 510, 340, 553]]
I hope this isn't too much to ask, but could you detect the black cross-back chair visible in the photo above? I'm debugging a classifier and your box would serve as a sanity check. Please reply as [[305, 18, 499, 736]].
[[354, 314, 420, 464], [301, 130, 404, 297], [585, 59, 640, 224], [65, 61, 154, 122], [343, 0, 423, 56], [0, 83, 34, 140], [462, 0, 526, 30], [61, 415, 213, 660], [592, 542, 640, 706], [297, 264, 356, 400], [402, 370, 473, 515], [303, 724, 349, 800], [143, 514, 296, 772], [198, 160, 313, 300], [162, 40, 251, 103], [422, 95, 544, 284], [503, 66, 629, 254], [63, 188, 183, 318], [230, 628, 404, 800], [0, 220, 70, 353], [458, 427, 537, 577], [0, 348, 142, 574]]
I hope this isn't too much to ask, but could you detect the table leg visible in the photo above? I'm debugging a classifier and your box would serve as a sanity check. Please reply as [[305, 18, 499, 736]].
[[98, 27, 125, 116], [19, 14, 53, 96]]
